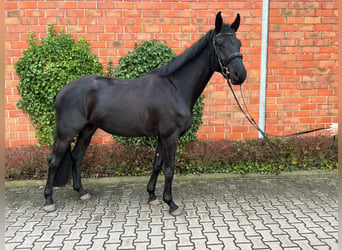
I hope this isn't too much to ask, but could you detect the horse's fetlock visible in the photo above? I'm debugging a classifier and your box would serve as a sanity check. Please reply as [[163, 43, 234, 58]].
[[163, 194, 172, 203]]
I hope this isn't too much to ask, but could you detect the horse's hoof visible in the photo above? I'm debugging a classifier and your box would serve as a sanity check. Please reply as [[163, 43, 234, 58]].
[[170, 207, 183, 216], [43, 203, 56, 212], [148, 198, 159, 205], [80, 193, 91, 200]]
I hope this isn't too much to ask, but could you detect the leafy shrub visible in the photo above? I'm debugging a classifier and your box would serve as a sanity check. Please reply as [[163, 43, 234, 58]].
[[5, 137, 337, 180], [15, 25, 103, 146], [108, 40, 205, 147]]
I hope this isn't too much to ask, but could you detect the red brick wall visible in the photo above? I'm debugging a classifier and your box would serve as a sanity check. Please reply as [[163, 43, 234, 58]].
[[5, 0, 338, 147]]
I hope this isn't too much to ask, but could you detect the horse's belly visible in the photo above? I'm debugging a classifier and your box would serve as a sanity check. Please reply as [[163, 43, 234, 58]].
[[96, 114, 158, 138]]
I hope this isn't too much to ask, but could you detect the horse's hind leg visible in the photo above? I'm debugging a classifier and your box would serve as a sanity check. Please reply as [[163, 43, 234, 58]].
[[147, 138, 163, 205], [71, 124, 97, 200], [44, 137, 72, 212]]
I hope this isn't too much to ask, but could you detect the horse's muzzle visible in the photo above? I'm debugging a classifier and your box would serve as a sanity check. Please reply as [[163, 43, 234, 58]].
[[227, 59, 247, 85]]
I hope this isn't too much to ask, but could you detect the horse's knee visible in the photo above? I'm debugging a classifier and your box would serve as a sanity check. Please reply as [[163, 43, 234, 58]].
[[164, 167, 174, 180]]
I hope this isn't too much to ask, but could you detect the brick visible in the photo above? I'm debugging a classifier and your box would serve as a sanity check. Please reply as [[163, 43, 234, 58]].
[[5, 2, 18, 9], [46, 10, 64, 17], [18, 2, 37, 9], [85, 10, 103, 18], [136, 2, 154, 10], [59, 2, 77, 9], [154, 2, 172, 10], [144, 26, 161, 33], [209, 3, 227, 10], [38, 2, 56, 9], [143, 10, 160, 18], [26, 10, 44, 17], [78, 2, 96, 9]]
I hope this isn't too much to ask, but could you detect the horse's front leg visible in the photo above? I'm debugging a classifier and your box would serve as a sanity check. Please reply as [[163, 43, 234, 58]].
[[161, 135, 182, 216], [147, 139, 163, 204]]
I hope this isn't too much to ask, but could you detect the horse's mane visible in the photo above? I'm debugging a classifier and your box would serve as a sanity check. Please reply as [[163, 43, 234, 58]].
[[152, 29, 216, 77], [153, 24, 234, 77]]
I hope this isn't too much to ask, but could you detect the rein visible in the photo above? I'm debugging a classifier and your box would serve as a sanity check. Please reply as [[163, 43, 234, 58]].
[[213, 38, 336, 170], [225, 78, 336, 171]]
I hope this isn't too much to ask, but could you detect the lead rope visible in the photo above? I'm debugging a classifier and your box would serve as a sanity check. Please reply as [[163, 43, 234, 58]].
[[225, 77, 336, 172]]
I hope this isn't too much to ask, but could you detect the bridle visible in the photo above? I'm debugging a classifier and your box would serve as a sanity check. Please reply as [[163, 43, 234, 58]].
[[213, 32, 243, 79]]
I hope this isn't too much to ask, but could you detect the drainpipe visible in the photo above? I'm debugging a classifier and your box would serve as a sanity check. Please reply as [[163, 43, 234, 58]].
[[258, 0, 270, 138]]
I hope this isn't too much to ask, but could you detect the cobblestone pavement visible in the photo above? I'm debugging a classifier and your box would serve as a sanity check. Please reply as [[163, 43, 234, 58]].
[[5, 171, 338, 250]]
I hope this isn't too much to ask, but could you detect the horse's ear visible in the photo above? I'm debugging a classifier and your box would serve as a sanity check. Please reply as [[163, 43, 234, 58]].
[[215, 11, 223, 33], [231, 13, 240, 32]]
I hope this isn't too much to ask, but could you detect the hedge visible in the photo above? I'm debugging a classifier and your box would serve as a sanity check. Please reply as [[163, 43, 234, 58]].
[[5, 137, 337, 180]]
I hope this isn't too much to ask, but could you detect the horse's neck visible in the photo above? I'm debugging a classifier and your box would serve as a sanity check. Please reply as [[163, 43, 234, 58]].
[[170, 45, 216, 109]]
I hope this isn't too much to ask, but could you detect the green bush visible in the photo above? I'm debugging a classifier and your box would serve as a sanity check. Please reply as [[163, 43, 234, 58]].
[[15, 25, 103, 146], [108, 40, 205, 147]]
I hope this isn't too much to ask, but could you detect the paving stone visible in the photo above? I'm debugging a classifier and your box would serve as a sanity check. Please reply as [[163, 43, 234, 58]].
[[163, 229, 177, 241], [75, 233, 96, 247], [258, 229, 276, 242], [177, 234, 193, 247], [175, 223, 188, 233], [236, 242, 253, 249], [247, 235, 269, 249], [208, 244, 224, 250], [236, 215, 253, 226], [220, 237, 239, 249], [136, 220, 150, 231], [265, 223, 287, 235], [17, 235, 40, 249], [107, 231, 123, 244], [202, 221, 217, 233], [189, 227, 205, 239], [118, 237, 135, 249], [230, 230, 250, 244], [163, 240, 178, 249], [192, 238, 207, 249], [32, 241, 50, 250], [58, 240, 78, 250], [319, 238, 338, 249], [240, 224, 260, 237], [5, 172, 337, 250], [148, 235, 163, 248], [275, 234, 299, 248], [292, 239, 314, 249], [216, 226, 234, 239], [264, 241, 283, 250], [94, 227, 111, 239], [301, 233, 326, 246], [225, 220, 242, 232], [187, 217, 201, 228], [205, 232, 223, 245]]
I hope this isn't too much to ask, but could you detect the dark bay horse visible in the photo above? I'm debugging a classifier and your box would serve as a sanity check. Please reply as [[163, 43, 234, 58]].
[[44, 12, 247, 215]]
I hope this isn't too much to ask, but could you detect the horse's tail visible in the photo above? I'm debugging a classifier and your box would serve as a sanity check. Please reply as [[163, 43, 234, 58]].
[[53, 145, 73, 187]]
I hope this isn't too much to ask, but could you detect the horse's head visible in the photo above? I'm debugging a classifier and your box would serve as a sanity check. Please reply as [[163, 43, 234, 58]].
[[213, 12, 247, 85]]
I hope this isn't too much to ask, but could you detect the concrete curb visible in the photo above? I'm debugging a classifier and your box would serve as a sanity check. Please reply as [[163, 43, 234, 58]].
[[5, 169, 337, 188]]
